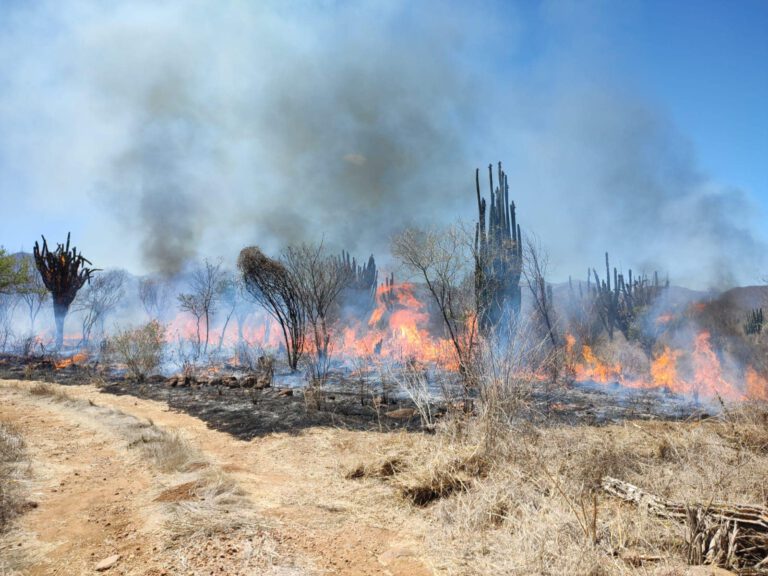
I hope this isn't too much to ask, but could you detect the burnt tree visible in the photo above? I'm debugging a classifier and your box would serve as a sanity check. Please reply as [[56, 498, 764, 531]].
[[238, 247, 305, 371], [33, 233, 98, 349], [474, 162, 523, 337]]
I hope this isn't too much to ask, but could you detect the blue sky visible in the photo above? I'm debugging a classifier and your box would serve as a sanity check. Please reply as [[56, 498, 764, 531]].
[[0, 0, 765, 285]]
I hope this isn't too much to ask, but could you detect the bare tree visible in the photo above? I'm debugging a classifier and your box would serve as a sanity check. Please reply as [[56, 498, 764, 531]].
[[138, 276, 171, 321], [0, 293, 19, 352], [392, 224, 478, 378], [215, 272, 250, 353], [238, 247, 305, 371], [16, 256, 49, 334], [523, 236, 558, 348], [177, 260, 226, 357], [33, 233, 97, 349], [283, 242, 351, 374], [74, 269, 127, 346]]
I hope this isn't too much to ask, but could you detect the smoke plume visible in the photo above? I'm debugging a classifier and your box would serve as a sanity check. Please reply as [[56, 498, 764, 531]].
[[0, 0, 764, 286]]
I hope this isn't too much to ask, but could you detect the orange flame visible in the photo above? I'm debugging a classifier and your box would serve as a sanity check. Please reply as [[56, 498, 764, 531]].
[[54, 351, 88, 369], [568, 331, 764, 402]]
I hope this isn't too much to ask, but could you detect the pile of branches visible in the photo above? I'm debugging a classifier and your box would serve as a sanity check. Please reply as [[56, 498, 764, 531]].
[[603, 476, 768, 574]]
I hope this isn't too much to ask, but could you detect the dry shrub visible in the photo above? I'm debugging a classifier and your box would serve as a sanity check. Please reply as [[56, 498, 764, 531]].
[[716, 402, 768, 454], [165, 469, 254, 538], [107, 320, 165, 381], [126, 423, 204, 473], [28, 382, 72, 402], [345, 454, 407, 480], [563, 434, 640, 494], [0, 422, 27, 533], [343, 410, 767, 575]]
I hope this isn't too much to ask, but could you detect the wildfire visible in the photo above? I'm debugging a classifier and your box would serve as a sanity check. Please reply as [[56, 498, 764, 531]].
[[568, 331, 767, 402], [649, 346, 681, 392], [573, 344, 622, 383], [745, 367, 768, 401], [339, 282, 456, 367], [54, 351, 89, 369]]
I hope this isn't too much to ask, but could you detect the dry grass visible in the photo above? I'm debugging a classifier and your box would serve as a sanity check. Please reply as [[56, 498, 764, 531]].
[[28, 382, 73, 402], [346, 403, 768, 575], [126, 423, 205, 473], [0, 421, 27, 534]]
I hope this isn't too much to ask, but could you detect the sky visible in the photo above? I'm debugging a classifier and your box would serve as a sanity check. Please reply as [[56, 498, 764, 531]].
[[0, 0, 766, 287]]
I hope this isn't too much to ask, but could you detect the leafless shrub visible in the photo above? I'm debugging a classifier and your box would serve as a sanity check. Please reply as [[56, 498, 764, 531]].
[[16, 256, 49, 334], [0, 294, 18, 352], [283, 241, 350, 383], [107, 320, 166, 381], [74, 269, 126, 347], [177, 259, 227, 358], [138, 276, 172, 321], [238, 247, 305, 371], [392, 224, 478, 383], [468, 315, 555, 454], [523, 235, 559, 348]]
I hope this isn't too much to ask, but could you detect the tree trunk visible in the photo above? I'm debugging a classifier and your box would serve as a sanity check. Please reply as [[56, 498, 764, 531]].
[[53, 302, 67, 350]]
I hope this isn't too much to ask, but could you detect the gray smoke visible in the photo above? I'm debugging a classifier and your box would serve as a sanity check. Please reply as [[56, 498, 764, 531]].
[[0, 1, 764, 286]]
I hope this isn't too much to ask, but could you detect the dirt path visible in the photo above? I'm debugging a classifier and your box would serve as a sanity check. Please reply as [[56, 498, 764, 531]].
[[0, 380, 434, 576]]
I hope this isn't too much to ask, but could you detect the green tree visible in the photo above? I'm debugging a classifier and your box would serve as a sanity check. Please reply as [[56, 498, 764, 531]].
[[0, 248, 28, 295]]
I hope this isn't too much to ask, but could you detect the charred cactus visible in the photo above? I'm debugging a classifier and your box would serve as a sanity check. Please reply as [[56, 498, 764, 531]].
[[337, 251, 378, 311], [33, 233, 98, 349], [744, 308, 764, 335], [474, 162, 523, 337], [590, 252, 667, 341]]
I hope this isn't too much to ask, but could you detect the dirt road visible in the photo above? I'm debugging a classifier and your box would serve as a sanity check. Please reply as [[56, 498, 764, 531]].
[[0, 380, 433, 576]]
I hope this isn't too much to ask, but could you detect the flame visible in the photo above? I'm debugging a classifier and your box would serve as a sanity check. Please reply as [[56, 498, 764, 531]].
[[745, 367, 768, 401], [54, 351, 88, 369], [568, 331, 764, 402], [339, 282, 457, 367], [649, 346, 681, 392], [573, 344, 621, 383]]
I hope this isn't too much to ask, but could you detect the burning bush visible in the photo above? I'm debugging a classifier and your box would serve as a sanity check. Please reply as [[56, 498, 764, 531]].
[[107, 321, 165, 381]]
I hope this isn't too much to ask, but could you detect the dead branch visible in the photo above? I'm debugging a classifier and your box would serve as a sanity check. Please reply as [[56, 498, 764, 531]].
[[602, 476, 768, 573]]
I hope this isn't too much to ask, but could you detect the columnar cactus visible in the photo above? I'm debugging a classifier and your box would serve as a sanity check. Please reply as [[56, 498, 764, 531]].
[[589, 252, 667, 341], [474, 162, 523, 337]]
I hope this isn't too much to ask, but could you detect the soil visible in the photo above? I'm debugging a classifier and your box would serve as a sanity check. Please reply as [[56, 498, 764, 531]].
[[0, 379, 434, 575]]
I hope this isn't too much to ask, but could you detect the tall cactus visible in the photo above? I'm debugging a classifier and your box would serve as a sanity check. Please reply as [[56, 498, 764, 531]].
[[474, 162, 523, 336], [337, 251, 378, 311], [33, 233, 98, 349], [589, 252, 667, 341], [744, 308, 764, 335]]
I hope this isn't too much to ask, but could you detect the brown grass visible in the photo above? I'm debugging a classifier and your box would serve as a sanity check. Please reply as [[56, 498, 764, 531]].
[[0, 421, 27, 533], [345, 403, 768, 575], [28, 382, 72, 401]]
